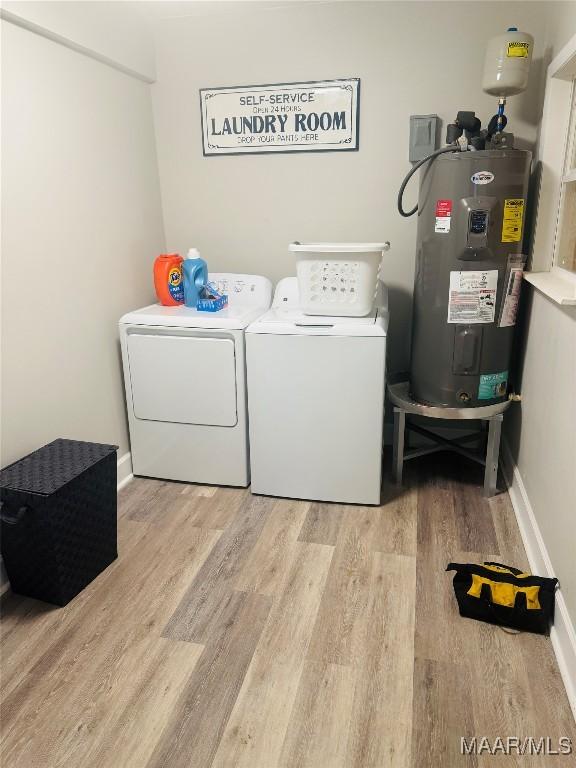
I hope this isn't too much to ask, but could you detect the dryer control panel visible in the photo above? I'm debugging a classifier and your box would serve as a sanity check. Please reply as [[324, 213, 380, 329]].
[[209, 273, 272, 307], [213, 278, 253, 294]]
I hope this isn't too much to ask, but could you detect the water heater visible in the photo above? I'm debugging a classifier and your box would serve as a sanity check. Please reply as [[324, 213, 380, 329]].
[[409, 150, 531, 407], [397, 27, 534, 408]]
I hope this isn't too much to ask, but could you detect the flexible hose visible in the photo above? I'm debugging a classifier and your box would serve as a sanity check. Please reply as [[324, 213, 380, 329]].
[[397, 145, 460, 218]]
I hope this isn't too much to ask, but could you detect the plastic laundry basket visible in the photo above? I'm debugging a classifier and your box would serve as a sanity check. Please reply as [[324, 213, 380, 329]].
[[0, 439, 118, 606], [289, 242, 390, 317]]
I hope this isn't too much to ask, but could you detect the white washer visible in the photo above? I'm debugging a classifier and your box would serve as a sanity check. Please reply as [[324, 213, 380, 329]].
[[119, 273, 272, 486], [246, 277, 388, 505]]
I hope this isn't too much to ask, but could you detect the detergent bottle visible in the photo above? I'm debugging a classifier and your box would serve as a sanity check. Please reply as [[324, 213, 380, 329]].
[[182, 248, 208, 308], [153, 253, 184, 306]]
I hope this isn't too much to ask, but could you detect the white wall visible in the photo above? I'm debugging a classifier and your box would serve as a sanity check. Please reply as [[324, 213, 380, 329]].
[[506, 295, 576, 618], [506, 5, 576, 635], [1, 9, 165, 467], [1, 1, 156, 81], [151, 0, 547, 374], [545, 1, 576, 58]]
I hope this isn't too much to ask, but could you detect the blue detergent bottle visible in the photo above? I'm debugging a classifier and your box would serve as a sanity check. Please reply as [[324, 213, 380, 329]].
[[182, 248, 208, 308]]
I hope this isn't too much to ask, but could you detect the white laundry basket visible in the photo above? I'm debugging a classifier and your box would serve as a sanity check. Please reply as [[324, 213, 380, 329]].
[[289, 242, 390, 317]]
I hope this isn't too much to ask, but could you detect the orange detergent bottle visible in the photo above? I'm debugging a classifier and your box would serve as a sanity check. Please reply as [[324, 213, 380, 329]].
[[153, 253, 184, 305]]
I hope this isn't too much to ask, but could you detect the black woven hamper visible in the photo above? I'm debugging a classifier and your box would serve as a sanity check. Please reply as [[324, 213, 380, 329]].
[[0, 439, 118, 606]]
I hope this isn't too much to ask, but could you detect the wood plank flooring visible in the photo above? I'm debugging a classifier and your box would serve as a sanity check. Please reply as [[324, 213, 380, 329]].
[[1, 455, 575, 767]]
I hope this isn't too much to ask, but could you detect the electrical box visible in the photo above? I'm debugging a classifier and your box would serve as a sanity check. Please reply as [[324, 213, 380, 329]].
[[409, 114, 439, 162]]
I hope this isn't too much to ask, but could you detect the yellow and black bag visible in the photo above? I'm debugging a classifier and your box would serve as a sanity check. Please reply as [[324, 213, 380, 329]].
[[446, 562, 558, 635]]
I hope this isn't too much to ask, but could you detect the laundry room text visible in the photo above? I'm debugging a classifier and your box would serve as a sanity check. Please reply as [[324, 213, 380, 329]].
[[200, 79, 359, 155]]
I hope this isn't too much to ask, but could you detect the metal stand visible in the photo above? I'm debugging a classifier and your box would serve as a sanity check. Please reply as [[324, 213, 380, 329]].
[[389, 382, 510, 498]]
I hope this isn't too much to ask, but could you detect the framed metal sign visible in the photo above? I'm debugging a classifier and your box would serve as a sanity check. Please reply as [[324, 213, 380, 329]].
[[200, 78, 360, 156]]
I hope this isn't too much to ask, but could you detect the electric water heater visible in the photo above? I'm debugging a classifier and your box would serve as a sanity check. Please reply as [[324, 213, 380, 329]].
[[398, 26, 534, 408], [409, 149, 531, 407]]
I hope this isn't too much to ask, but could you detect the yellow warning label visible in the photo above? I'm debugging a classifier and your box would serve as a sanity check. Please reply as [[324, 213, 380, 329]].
[[507, 41, 530, 58], [502, 198, 525, 243]]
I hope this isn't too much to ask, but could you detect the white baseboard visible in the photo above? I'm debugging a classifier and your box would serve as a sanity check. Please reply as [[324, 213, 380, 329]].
[[501, 439, 576, 723], [117, 451, 134, 491]]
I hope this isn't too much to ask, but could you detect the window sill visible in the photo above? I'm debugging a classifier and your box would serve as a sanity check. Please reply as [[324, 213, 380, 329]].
[[523, 270, 576, 305]]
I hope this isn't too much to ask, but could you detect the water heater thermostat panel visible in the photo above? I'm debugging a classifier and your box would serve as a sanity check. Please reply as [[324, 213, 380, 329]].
[[460, 196, 498, 251], [469, 210, 489, 235], [467, 209, 490, 248]]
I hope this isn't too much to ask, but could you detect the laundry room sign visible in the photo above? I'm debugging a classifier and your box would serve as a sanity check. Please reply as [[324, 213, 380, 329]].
[[200, 79, 360, 155]]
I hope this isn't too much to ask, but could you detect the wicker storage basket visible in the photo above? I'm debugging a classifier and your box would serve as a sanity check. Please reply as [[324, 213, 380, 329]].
[[0, 439, 118, 606]]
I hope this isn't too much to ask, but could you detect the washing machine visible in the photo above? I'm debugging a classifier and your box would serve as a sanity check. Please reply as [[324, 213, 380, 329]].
[[246, 278, 388, 505], [119, 273, 272, 486]]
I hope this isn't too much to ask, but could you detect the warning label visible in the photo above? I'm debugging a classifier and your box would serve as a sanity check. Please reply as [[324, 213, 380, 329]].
[[435, 199, 452, 233], [447, 270, 498, 324], [507, 41, 530, 58], [502, 198, 525, 243]]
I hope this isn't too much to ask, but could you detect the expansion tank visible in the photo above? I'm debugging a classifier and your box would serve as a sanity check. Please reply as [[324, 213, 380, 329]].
[[409, 149, 531, 407]]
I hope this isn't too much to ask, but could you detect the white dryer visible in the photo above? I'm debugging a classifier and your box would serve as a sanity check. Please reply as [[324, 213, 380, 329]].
[[119, 273, 272, 486], [246, 278, 388, 505]]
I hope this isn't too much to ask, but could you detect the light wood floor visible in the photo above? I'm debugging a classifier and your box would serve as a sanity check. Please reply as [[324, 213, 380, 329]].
[[1, 455, 575, 767]]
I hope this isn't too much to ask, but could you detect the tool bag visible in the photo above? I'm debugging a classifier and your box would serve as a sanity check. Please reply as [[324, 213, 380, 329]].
[[446, 562, 558, 635]]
